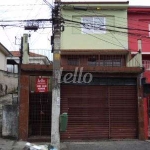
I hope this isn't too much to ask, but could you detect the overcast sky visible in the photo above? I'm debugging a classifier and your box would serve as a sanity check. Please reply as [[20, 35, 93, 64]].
[[0, 0, 150, 60]]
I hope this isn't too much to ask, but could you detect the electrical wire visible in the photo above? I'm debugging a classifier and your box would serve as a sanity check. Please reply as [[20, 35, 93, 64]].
[[64, 22, 150, 48], [43, 0, 53, 8], [0, 4, 47, 7], [63, 23, 148, 46], [87, 4, 126, 49], [62, 14, 150, 33], [63, 18, 150, 38], [73, 26, 127, 49], [0, 4, 14, 19], [3, 28, 16, 50], [61, 3, 150, 30]]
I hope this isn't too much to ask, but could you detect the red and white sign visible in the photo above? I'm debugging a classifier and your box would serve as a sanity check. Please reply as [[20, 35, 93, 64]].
[[36, 77, 48, 92]]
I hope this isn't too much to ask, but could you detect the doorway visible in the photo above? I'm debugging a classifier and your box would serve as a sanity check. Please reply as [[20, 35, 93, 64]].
[[28, 76, 52, 137]]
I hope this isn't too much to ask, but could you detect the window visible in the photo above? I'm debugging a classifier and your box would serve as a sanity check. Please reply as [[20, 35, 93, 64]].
[[81, 17, 106, 34], [99, 55, 123, 67], [88, 56, 99, 66], [68, 58, 79, 66]]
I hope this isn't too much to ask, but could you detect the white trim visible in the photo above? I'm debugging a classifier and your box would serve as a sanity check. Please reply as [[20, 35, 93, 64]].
[[131, 52, 150, 54], [81, 16, 106, 34]]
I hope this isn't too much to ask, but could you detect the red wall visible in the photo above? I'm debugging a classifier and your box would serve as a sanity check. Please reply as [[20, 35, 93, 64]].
[[128, 9, 150, 53], [128, 8, 150, 83]]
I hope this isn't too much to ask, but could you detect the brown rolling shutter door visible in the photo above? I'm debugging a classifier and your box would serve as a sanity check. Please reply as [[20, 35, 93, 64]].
[[109, 86, 138, 139], [61, 85, 138, 140], [61, 85, 109, 140]]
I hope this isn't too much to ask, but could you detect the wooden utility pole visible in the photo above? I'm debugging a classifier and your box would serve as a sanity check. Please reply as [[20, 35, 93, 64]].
[[51, 0, 61, 149]]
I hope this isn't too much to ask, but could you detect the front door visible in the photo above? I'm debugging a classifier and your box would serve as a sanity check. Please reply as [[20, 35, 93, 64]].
[[28, 76, 52, 137]]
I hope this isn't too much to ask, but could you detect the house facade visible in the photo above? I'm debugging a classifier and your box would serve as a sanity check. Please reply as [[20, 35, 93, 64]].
[[0, 43, 18, 96], [0, 43, 12, 71], [128, 6, 150, 138], [7, 51, 52, 73], [60, 1, 145, 141], [18, 2, 147, 145], [128, 6, 150, 83], [18, 34, 53, 141]]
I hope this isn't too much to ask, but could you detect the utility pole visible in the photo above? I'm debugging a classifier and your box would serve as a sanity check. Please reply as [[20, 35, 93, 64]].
[[51, 0, 61, 149]]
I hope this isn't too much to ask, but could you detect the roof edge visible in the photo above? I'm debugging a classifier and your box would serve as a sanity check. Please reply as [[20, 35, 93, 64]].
[[61, 1, 129, 4], [0, 43, 12, 56]]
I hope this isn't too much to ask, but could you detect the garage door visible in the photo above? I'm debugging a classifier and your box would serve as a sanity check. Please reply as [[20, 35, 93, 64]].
[[61, 85, 138, 140]]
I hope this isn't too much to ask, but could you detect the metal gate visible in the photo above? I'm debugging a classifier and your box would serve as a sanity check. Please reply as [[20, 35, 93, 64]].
[[61, 85, 138, 140], [28, 76, 52, 137], [29, 92, 52, 136]]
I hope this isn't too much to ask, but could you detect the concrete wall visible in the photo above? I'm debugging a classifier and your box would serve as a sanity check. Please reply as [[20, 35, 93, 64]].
[[2, 105, 18, 138], [0, 70, 18, 96], [0, 52, 7, 71], [61, 5, 128, 50], [0, 94, 13, 136]]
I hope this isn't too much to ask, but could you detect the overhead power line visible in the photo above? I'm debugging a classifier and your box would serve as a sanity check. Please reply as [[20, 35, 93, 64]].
[[0, 18, 52, 22], [0, 4, 47, 7], [64, 21, 150, 39], [63, 18, 150, 33], [61, 5, 150, 33], [43, 0, 53, 8]]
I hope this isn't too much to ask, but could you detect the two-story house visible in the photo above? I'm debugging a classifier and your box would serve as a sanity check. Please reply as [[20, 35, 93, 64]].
[[0, 43, 18, 95], [60, 1, 145, 141], [128, 6, 150, 138], [17, 2, 147, 145], [128, 6, 150, 83]]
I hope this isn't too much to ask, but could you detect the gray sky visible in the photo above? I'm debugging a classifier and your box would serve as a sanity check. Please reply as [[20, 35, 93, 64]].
[[0, 0, 150, 60]]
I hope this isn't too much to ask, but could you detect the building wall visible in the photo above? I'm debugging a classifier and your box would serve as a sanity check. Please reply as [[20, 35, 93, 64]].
[[61, 6, 128, 50], [128, 10, 150, 53], [128, 9, 150, 83], [0, 52, 7, 71], [0, 71, 18, 96]]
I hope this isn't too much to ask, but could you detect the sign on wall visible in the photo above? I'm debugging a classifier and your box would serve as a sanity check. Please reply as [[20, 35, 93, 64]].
[[36, 77, 48, 92]]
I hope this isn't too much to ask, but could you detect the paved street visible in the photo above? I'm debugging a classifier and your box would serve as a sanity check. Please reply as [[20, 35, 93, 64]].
[[61, 140, 150, 150], [1, 138, 150, 150]]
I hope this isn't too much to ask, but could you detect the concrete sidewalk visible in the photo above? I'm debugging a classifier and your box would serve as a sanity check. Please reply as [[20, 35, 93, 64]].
[[1, 138, 150, 150], [61, 140, 150, 150], [0, 138, 26, 150]]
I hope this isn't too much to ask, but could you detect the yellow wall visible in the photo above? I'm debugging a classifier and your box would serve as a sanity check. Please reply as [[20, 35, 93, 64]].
[[61, 7, 128, 50]]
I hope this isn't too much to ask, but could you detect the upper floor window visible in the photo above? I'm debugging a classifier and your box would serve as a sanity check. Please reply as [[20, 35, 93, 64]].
[[100, 55, 123, 67], [81, 17, 106, 34], [68, 58, 79, 66], [88, 56, 99, 66]]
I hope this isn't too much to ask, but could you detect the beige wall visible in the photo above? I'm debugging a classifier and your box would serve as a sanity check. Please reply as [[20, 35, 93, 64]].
[[0, 52, 7, 71], [61, 8, 128, 50]]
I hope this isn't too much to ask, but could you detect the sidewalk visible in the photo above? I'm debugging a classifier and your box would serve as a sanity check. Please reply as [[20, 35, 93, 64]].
[[61, 140, 150, 150], [0, 138, 26, 150], [1, 138, 150, 150]]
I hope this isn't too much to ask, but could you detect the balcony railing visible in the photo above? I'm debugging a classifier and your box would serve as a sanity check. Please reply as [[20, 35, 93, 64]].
[[61, 55, 143, 74], [143, 60, 150, 70]]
